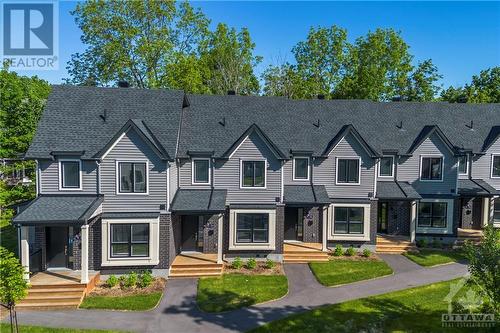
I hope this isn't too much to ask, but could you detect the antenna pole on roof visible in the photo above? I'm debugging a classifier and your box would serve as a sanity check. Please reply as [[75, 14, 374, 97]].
[[313, 119, 320, 128], [466, 120, 473, 129], [396, 121, 403, 129], [99, 109, 107, 123], [219, 117, 226, 127]]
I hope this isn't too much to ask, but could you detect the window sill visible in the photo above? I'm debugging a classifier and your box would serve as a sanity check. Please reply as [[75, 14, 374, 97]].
[[416, 227, 451, 234], [229, 243, 275, 251], [329, 234, 370, 241], [101, 258, 159, 267]]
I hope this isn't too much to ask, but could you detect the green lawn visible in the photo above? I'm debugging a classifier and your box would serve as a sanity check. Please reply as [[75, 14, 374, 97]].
[[79, 292, 162, 311], [404, 249, 466, 267], [251, 279, 488, 333], [0, 216, 17, 254], [197, 274, 288, 313], [309, 259, 393, 286], [0, 324, 123, 333]]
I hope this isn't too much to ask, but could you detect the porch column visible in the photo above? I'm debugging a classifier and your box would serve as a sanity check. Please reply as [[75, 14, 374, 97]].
[[482, 197, 491, 227], [80, 225, 89, 284], [322, 206, 328, 252], [20, 226, 30, 281], [410, 201, 417, 243], [217, 213, 223, 264]]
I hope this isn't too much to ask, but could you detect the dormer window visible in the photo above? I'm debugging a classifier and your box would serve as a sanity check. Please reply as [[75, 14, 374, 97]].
[[59, 160, 81, 190], [458, 155, 468, 175], [379, 156, 394, 177], [293, 157, 309, 181], [118, 162, 147, 193], [420, 156, 443, 181], [192, 158, 210, 184], [336, 158, 360, 185], [241, 160, 266, 188]]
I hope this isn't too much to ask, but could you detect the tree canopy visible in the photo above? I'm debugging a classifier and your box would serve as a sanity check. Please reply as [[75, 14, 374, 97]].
[[440, 67, 500, 103]]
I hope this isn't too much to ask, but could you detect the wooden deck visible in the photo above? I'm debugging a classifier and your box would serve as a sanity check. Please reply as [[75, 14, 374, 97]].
[[18, 270, 99, 310], [283, 242, 329, 263], [170, 253, 223, 278], [376, 234, 417, 253]]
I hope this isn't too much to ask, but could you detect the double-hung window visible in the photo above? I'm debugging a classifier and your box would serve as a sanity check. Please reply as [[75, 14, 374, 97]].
[[110, 223, 149, 257], [241, 160, 266, 187], [491, 155, 500, 178], [118, 162, 147, 193], [337, 158, 360, 184], [293, 157, 309, 180], [458, 155, 468, 175], [60, 160, 81, 189], [418, 202, 447, 228], [192, 159, 210, 184], [334, 207, 364, 234], [379, 156, 394, 177], [420, 157, 443, 181], [236, 213, 269, 243]]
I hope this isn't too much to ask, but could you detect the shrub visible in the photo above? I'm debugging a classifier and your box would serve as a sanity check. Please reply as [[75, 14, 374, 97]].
[[344, 246, 356, 257], [106, 275, 118, 288], [246, 258, 257, 270], [362, 249, 372, 257], [333, 244, 343, 256], [232, 257, 243, 269], [264, 259, 275, 269], [416, 239, 427, 248], [124, 272, 138, 288], [431, 238, 442, 249], [138, 270, 153, 288]]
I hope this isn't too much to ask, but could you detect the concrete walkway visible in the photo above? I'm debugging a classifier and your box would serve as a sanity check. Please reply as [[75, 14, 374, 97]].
[[378, 253, 423, 273], [10, 260, 468, 333]]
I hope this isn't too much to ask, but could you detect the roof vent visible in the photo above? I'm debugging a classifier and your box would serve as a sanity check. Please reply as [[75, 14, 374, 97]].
[[313, 119, 320, 128], [227, 90, 236, 95], [99, 109, 107, 123], [219, 117, 226, 127], [396, 121, 404, 130], [466, 120, 474, 130], [117, 81, 129, 88], [317, 94, 325, 100]]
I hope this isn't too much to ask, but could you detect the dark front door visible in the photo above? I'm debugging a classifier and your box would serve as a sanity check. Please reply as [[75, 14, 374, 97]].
[[471, 198, 483, 230], [378, 202, 388, 233], [46, 227, 68, 268], [181, 216, 199, 251], [284, 207, 303, 241]]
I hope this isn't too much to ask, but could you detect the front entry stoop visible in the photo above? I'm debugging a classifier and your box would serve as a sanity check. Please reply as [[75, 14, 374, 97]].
[[376, 234, 418, 254], [169, 253, 223, 278], [283, 242, 329, 263]]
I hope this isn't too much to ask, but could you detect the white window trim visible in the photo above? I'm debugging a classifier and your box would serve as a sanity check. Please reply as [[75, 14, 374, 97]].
[[228, 209, 276, 250], [239, 159, 267, 189], [115, 160, 149, 195], [328, 203, 371, 241], [458, 155, 469, 176], [419, 154, 444, 182], [292, 156, 310, 181], [335, 156, 361, 186], [490, 154, 500, 178], [101, 218, 159, 266], [191, 158, 211, 185], [378, 156, 395, 178], [416, 199, 454, 234], [58, 159, 82, 191]]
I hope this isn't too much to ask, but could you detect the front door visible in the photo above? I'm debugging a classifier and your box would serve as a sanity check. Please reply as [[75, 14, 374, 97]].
[[378, 202, 388, 233], [284, 207, 303, 241], [46, 227, 68, 268], [181, 216, 199, 251], [471, 198, 483, 230]]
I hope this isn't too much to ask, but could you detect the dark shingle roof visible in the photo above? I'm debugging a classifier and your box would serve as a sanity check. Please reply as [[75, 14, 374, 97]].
[[12, 195, 103, 225], [458, 179, 499, 196], [26, 85, 184, 160], [171, 189, 227, 213], [377, 181, 422, 200], [178, 95, 500, 158], [283, 185, 330, 205]]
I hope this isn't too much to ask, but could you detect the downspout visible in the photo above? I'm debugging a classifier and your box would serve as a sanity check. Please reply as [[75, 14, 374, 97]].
[[96, 160, 101, 195], [166, 161, 170, 212], [35, 159, 39, 196], [280, 160, 284, 203], [373, 158, 378, 198]]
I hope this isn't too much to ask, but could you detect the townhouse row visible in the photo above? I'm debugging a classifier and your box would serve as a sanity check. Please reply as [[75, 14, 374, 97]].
[[13, 85, 500, 281]]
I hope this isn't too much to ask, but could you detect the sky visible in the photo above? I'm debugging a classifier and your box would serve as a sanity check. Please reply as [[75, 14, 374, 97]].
[[14, 1, 500, 89]]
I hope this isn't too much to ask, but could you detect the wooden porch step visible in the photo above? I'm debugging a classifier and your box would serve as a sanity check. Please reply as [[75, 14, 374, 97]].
[[169, 271, 223, 278], [284, 252, 327, 257], [28, 287, 86, 295], [170, 267, 223, 274], [29, 283, 85, 290], [171, 263, 222, 269], [284, 258, 329, 263], [20, 295, 83, 303], [16, 301, 80, 310]]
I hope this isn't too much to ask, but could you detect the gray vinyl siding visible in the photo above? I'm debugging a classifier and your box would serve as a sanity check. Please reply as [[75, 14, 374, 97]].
[[213, 131, 281, 204], [39, 159, 98, 194], [100, 128, 167, 212], [178, 158, 212, 189], [313, 133, 376, 199], [472, 138, 500, 190], [169, 161, 178, 206], [397, 132, 457, 195], [283, 158, 311, 185]]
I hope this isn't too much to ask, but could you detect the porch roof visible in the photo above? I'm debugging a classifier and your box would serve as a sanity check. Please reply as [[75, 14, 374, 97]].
[[171, 189, 227, 213], [458, 179, 499, 196], [12, 195, 103, 226], [283, 185, 330, 205], [376, 181, 422, 200]]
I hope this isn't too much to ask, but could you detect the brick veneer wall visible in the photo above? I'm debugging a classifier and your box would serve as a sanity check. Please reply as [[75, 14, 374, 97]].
[[72, 226, 81, 270], [302, 206, 321, 243], [33, 226, 46, 270], [203, 214, 219, 254], [460, 198, 474, 229]]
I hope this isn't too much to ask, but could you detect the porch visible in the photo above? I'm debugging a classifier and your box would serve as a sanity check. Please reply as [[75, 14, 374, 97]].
[[283, 242, 329, 263], [17, 270, 100, 310], [170, 253, 223, 278]]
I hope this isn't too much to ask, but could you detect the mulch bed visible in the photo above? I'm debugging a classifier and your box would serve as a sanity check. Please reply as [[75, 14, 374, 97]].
[[89, 278, 166, 297], [224, 262, 284, 275]]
